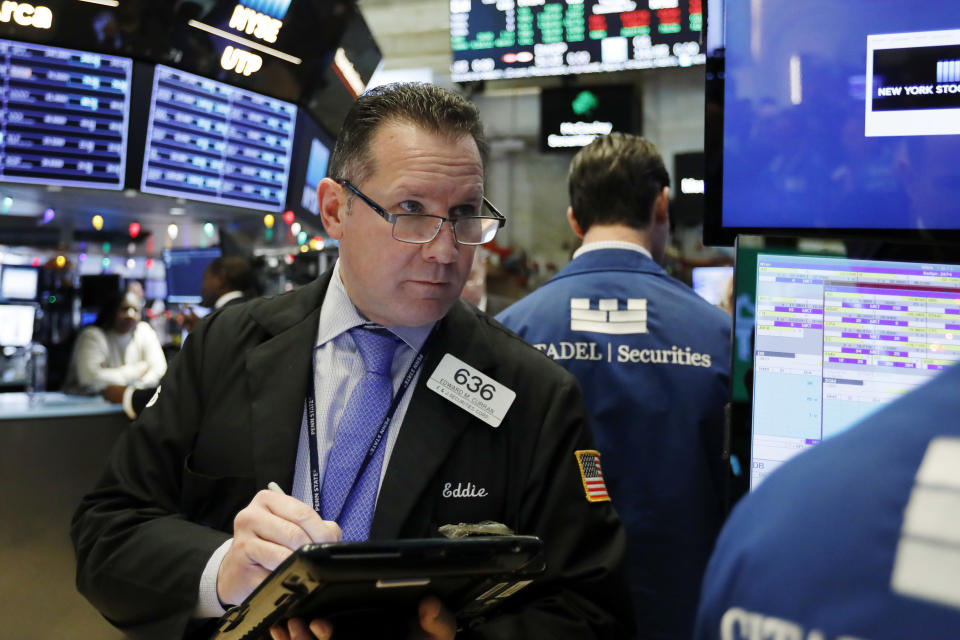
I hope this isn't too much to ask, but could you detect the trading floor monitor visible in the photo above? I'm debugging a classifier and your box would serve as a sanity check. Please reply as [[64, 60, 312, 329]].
[[0, 304, 36, 347], [749, 253, 960, 487]]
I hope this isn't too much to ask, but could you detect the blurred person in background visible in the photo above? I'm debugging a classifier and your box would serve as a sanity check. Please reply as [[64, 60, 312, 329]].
[[104, 256, 257, 419], [498, 132, 731, 640], [179, 255, 257, 331], [64, 290, 166, 395]]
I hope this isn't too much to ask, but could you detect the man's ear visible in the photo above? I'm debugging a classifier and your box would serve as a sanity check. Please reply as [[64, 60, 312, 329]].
[[566, 206, 585, 239], [318, 178, 347, 239], [653, 186, 670, 226]]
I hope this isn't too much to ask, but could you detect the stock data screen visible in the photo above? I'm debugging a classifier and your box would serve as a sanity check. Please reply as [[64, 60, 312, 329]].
[[141, 65, 297, 212], [450, 0, 704, 81], [0, 39, 131, 189], [749, 254, 960, 488]]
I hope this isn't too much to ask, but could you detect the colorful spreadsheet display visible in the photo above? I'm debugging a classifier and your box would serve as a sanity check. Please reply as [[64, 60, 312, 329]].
[[750, 254, 960, 488], [450, 0, 703, 81], [0, 39, 132, 189], [141, 65, 297, 212]]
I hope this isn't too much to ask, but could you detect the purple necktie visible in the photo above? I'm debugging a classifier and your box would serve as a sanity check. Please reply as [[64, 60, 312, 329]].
[[320, 327, 400, 541]]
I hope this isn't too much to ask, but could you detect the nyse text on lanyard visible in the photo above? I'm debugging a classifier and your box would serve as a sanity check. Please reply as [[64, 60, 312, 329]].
[[305, 329, 431, 517]]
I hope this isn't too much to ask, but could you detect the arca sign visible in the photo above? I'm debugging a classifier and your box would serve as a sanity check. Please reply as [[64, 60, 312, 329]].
[[0, 1, 52, 29]]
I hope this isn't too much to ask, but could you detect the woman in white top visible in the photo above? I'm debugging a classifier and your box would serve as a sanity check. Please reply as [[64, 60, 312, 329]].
[[66, 290, 167, 393]]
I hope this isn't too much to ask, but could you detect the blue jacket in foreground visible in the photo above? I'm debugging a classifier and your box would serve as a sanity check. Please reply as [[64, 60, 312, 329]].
[[497, 247, 732, 639], [695, 363, 960, 640]]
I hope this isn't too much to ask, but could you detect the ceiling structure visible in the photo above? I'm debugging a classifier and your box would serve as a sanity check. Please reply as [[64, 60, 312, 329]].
[[359, 0, 455, 80]]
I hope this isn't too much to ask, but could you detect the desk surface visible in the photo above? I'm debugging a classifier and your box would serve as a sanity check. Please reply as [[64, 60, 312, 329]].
[[0, 392, 123, 419]]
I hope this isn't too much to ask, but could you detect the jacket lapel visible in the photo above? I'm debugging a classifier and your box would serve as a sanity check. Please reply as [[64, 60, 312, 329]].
[[371, 301, 496, 538], [246, 273, 331, 492]]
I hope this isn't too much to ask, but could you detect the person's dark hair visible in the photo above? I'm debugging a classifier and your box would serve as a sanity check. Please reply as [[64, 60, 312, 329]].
[[208, 256, 257, 296], [94, 290, 138, 330], [328, 82, 488, 186], [568, 133, 670, 233]]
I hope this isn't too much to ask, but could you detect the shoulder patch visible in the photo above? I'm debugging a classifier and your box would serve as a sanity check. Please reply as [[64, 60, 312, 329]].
[[575, 449, 610, 502]]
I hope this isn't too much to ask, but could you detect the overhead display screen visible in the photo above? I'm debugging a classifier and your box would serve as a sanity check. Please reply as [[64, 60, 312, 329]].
[[450, 0, 704, 81], [0, 38, 131, 189], [141, 64, 297, 212], [704, 0, 960, 244]]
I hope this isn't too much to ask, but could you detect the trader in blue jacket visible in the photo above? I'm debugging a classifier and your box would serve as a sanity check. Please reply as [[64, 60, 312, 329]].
[[497, 133, 731, 639], [695, 363, 960, 640]]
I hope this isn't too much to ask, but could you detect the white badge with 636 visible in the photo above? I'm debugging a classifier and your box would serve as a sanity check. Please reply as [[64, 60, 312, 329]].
[[426, 354, 516, 427]]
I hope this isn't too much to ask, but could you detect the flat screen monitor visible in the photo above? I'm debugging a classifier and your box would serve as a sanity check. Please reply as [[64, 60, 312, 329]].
[[79, 273, 120, 310], [0, 39, 132, 189], [0, 1, 354, 109], [285, 110, 333, 218], [539, 84, 635, 151], [0, 304, 35, 347], [164, 247, 222, 304], [704, 1, 960, 245], [451, 0, 704, 81], [141, 65, 297, 212], [0, 265, 38, 300], [749, 253, 960, 488], [692, 266, 733, 306], [144, 278, 167, 301]]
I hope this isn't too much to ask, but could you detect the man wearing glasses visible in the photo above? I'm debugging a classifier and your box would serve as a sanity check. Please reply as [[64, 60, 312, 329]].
[[73, 83, 633, 640]]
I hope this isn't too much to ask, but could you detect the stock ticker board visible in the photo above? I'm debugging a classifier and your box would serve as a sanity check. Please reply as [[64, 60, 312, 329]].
[[450, 0, 704, 81], [0, 39, 132, 190], [141, 65, 297, 212]]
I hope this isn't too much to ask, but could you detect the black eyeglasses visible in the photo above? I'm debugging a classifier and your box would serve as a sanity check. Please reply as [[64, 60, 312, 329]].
[[336, 179, 506, 245]]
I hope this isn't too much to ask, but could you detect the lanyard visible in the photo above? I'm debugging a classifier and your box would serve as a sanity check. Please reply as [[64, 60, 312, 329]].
[[305, 330, 430, 517]]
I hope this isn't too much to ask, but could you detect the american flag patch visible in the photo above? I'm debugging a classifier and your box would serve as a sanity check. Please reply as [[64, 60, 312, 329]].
[[575, 450, 610, 502]]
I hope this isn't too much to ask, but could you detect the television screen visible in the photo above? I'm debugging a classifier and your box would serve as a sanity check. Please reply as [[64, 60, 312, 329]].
[[79, 273, 120, 309], [144, 278, 167, 301], [141, 65, 297, 212], [749, 253, 960, 488], [450, 0, 704, 81], [0, 39, 131, 189], [285, 110, 333, 218], [0, 265, 39, 300], [539, 84, 635, 151], [302, 6, 382, 137], [691, 266, 732, 306], [704, 1, 960, 244], [164, 247, 222, 304], [0, 1, 354, 108], [0, 304, 35, 347]]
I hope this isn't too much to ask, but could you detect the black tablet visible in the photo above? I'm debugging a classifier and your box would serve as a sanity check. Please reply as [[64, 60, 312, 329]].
[[211, 536, 545, 640]]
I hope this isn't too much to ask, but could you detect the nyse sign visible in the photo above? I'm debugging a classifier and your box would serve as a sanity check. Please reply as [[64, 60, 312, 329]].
[[229, 3, 282, 43], [0, 1, 52, 29]]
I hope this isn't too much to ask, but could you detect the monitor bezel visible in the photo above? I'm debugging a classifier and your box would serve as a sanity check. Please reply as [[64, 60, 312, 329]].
[[162, 246, 223, 305], [0, 301, 37, 347]]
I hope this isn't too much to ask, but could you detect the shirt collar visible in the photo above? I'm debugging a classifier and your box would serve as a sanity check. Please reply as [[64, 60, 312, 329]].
[[573, 240, 653, 261], [317, 260, 435, 352], [214, 291, 244, 309]]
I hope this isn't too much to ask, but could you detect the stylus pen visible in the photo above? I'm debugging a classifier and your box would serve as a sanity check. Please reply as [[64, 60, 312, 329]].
[[267, 481, 285, 495]]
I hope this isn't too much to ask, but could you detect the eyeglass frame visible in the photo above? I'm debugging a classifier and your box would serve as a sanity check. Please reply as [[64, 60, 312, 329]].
[[335, 179, 506, 246]]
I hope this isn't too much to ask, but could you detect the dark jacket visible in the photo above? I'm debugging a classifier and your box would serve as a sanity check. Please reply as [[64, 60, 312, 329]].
[[72, 268, 635, 639], [498, 248, 732, 640]]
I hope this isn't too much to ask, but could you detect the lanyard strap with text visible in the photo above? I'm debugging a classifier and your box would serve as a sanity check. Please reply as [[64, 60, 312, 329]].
[[305, 333, 431, 516]]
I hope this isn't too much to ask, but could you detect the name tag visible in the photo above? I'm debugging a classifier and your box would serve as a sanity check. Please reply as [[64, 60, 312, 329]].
[[426, 354, 516, 428]]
